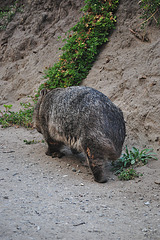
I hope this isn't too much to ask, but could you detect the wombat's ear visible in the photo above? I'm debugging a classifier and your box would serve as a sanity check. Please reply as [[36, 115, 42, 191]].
[[40, 89, 48, 96]]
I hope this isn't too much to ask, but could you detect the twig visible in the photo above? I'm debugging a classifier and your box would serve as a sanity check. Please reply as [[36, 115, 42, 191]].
[[139, 8, 158, 27]]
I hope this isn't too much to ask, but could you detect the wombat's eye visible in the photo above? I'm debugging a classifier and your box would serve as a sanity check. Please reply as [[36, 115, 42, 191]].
[[40, 89, 48, 96]]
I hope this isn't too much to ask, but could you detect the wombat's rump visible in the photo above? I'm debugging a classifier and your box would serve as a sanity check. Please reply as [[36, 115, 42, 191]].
[[33, 86, 126, 183]]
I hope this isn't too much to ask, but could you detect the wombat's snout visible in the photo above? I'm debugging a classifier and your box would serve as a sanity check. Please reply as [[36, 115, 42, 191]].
[[95, 175, 108, 183], [89, 163, 108, 183]]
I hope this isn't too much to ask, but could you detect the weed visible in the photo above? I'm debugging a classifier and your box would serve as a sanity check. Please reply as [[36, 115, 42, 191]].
[[118, 168, 139, 181], [3, 104, 13, 112], [23, 139, 45, 144], [0, 0, 23, 30], [112, 146, 158, 180], [139, 0, 160, 26], [0, 104, 33, 128]]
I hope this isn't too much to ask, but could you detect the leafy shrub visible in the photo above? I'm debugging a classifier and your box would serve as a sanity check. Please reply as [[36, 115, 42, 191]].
[[39, 0, 119, 92], [0, 103, 33, 128], [139, 0, 160, 25], [112, 146, 158, 180], [118, 168, 139, 181]]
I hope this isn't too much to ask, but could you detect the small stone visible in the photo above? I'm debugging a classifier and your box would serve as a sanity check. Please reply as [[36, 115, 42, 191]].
[[80, 183, 84, 186], [72, 168, 76, 172], [142, 228, 148, 232], [3, 196, 9, 199], [37, 226, 41, 231], [13, 173, 19, 176], [144, 201, 150, 205], [139, 197, 144, 200], [154, 180, 160, 185], [108, 219, 114, 223]]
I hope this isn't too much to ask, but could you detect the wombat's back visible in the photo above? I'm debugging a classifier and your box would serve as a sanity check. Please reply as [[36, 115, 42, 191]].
[[34, 86, 126, 182], [39, 86, 125, 156]]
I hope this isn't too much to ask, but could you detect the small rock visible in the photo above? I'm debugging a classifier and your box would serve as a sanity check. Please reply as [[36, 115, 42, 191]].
[[108, 219, 114, 223], [3, 196, 9, 199], [144, 201, 150, 205], [139, 197, 144, 200], [72, 168, 76, 172], [80, 183, 84, 186], [13, 173, 19, 176], [37, 226, 41, 231], [154, 180, 160, 185]]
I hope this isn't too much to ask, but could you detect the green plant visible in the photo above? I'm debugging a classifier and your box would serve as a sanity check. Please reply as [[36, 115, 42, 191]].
[[0, 1, 23, 30], [118, 168, 139, 181], [112, 146, 158, 180], [139, 0, 160, 26], [3, 104, 13, 112], [0, 103, 33, 128], [39, 0, 119, 92], [23, 139, 44, 144]]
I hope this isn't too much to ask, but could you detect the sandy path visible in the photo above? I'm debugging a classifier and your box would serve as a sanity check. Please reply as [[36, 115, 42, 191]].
[[0, 127, 160, 240]]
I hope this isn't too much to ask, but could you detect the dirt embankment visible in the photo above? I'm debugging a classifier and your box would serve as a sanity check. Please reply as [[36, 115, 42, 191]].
[[0, 0, 84, 102]]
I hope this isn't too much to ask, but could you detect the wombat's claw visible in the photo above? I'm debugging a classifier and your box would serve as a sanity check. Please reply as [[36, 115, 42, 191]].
[[51, 152, 64, 158]]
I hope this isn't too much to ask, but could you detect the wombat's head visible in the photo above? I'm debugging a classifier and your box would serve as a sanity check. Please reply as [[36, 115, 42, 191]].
[[33, 89, 48, 133]]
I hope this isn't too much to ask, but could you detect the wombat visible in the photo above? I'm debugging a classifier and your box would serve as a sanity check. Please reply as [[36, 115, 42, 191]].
[[33, 86, 126, 183]]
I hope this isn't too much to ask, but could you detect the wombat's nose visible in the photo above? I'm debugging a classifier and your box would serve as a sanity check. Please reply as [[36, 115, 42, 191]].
[[94, 176, 108, 183], [93, 169, 108, 183], [90, 163, 108, 183]]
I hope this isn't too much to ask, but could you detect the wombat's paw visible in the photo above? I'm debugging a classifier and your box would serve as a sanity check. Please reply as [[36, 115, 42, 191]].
[[51, 152, 65, 158]]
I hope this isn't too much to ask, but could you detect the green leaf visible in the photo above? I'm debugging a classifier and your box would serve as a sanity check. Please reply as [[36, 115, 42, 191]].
[[131, 160, 136, 165]]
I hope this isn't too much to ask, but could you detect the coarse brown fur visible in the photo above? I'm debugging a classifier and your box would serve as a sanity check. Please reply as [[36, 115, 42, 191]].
[[33, 86, 126, 183]]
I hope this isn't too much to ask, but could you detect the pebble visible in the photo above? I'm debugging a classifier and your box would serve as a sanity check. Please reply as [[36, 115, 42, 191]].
[[37, 226, 41, 231], [108, 219, 114, 223], [154, 180, 160, 185], [3, 196, 9, 199], [72, 168, 76, 172], [144, 201, 150, 205], [139, 197, 144, 200]]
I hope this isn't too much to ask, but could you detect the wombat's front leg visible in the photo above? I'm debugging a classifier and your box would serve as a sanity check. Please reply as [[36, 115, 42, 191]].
[[46, 141, 64, 158]]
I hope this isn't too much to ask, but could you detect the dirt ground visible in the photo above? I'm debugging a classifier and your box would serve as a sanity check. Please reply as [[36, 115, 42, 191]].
[[0, 0, 160, 239], [0, 127, 160, 240]]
